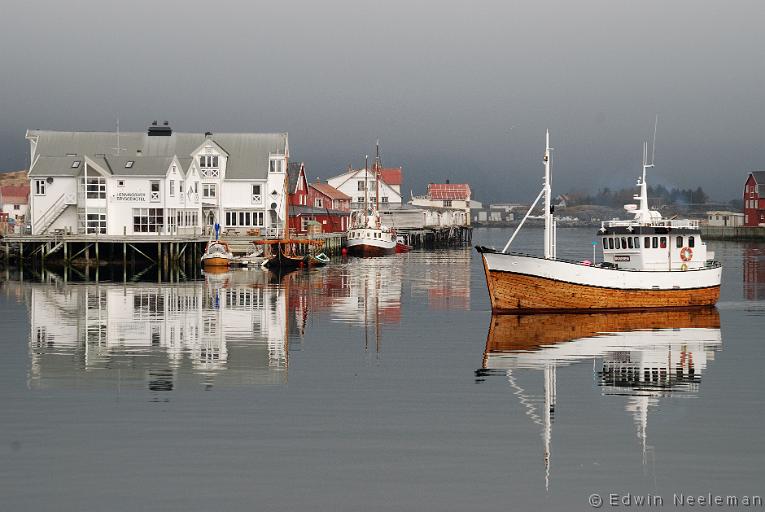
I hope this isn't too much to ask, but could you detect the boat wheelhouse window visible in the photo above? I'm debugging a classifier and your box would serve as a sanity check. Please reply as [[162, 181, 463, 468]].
[[644, 236, 650, 248], [688, 236, 695, 248], [676, 236, 683, 248], [627, 237, 633, 249], [652, 237, 658, 249], [634, 237, 640, 248], [608, 238, 614, 249], [615, 238, 620, 249], [660, 237, 667, 249], [602, 238, 607, 248]]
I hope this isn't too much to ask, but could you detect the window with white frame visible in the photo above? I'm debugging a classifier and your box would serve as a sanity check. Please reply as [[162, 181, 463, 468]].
[[166, 208, 177, 232], [225, 210, 264, 227], [150, 181, 160, 202], [315, 198, 323, 208], [269, 158, 285, 173], [199, 155, 219, 178], [117, 180, 125, 187], [252, 184, 262, 203], [78, 208, 106, 234], [381, 196, 388, 203], [443, 199, 452, 207], [34, 179, 46, 196], [358, 181, 365, 191], [177, 209, 199, 227], [202, 183, 216, 198], [133, 208, 164, 233], [169, 180, 175, 197], [80, 177, 106, 199]]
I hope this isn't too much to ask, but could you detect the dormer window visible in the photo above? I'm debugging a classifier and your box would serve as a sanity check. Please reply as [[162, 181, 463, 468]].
[[71, 160, 81, 168], [269, 158, 285, 173], [125, 161, 134, 169]]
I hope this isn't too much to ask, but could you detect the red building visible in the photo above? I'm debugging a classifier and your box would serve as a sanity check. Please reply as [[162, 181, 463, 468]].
[[287, 162, 309, 206], [286, 165, 350, 234], [744, 171, 765, 226], [309, 182, 351, 211]]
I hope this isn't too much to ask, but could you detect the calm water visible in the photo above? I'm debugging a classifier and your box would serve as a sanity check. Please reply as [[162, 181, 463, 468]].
[[1, 227, 764, 511]]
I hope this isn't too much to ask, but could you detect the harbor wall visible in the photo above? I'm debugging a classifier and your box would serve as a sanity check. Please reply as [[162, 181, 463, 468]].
[[701, 226, 765, 241]]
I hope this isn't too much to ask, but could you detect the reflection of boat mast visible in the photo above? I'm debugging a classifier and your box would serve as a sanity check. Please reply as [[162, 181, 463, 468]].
[[505, 365, 556, 491]]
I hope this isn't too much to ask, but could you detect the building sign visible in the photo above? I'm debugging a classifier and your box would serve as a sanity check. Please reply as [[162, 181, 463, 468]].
[[614, 255, 631, 262], [113, 192, 147, 202]]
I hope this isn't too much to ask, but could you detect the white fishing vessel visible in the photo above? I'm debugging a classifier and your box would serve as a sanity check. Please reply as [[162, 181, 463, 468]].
[[345, 144, 396, 257], [476, 131, 722, 312]]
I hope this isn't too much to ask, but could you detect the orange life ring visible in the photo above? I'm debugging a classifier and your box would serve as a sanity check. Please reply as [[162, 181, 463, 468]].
[[680, 247, 693, 262]]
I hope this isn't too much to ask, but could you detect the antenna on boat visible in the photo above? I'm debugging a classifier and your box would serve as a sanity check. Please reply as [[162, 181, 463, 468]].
[[650, 114, 658, 166]]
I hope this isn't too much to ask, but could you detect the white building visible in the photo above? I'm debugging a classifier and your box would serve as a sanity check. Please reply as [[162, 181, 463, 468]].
[[706, 210, 744, 227], [327, 166, 402, 210], [26, 124, 289, 236], [409, 183, 472, 225]]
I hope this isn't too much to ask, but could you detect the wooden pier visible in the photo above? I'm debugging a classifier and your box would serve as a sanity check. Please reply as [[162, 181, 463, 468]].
[[0, 232, 346, 274], [396, 226, 472, 249]]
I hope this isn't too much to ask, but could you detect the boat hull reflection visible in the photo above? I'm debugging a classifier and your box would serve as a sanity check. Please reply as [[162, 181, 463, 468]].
[[485, 308, 720, 361]]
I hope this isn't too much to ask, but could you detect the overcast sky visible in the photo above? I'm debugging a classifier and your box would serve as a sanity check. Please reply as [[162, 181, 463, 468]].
[[1, 0, 764, 202]]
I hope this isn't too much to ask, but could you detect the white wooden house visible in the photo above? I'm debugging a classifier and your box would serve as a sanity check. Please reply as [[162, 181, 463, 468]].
[[26, 124, 289, 236], [327, 166, 402, 210]]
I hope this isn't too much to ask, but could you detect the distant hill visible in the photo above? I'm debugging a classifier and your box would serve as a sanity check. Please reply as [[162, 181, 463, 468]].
[[0, 170, 28, 185]]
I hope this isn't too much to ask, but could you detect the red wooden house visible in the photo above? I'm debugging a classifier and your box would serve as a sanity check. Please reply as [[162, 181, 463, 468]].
[[309, 182, 351, 212], [744, 171, 765, 227], [286, 165, 350, 234]]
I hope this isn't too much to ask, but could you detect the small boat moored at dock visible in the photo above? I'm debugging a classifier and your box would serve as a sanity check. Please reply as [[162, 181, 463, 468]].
[[201, 240, 235, 269], [477, 131, 722, 313]]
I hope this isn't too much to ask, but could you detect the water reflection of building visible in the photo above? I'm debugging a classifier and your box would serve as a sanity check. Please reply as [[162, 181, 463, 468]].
[[744, 246, 765, 301], [27, 270, 290, 391], [478, 309, 722, 488], [410, 248, 471, 311], [328, 259, 403, 326]]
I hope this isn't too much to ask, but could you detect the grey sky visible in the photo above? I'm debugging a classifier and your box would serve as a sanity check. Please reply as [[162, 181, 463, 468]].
[[1, 0, 764, 202]]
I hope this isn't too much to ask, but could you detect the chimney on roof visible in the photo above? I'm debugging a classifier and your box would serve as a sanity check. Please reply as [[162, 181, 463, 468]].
[[148, 121, 172, 137], [204, 131, 213, 138], [446, 179, 450, 184]]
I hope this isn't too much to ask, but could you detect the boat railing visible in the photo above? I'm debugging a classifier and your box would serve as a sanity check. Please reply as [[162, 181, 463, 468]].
[[602, 218, 700, 229], [488, 248, 722, 271]]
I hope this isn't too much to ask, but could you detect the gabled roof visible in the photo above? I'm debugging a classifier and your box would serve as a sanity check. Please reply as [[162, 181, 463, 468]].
[[379, 167, 402, 186], [287, 162, 306, 193], [310, 182, 351, 200], [26, 130, 287, 180], [427, 183, 471, 200], [27, 156, 84, 176], [749, 171, 765, 184], [330, 166, 403, 189], [105, 156, 175, 177]]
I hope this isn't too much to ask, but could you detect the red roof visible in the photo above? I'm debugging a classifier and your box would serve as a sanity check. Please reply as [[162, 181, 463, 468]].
[[310, 182, 351, 200], [0, 184, 30, 205], [379, 167, 402, 186], [427, 183, 471, 201]]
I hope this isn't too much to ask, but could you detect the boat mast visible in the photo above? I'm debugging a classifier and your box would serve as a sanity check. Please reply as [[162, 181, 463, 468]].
[[634, 142, 653, 223], [375, 140, 381, 212], [543, 130, 555, 259], [364, 155, 369, 214]]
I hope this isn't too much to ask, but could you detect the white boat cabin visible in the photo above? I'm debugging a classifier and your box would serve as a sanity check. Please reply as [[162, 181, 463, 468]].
[[599, 219, 710, 271]]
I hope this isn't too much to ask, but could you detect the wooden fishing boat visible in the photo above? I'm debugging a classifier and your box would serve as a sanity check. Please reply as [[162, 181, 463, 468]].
[[395, 236, 412, 253], [201, 240, 234, 269], [477, 131, 722, 313], [256, 239, 328, 271]]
